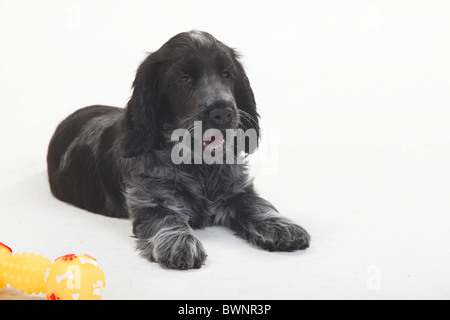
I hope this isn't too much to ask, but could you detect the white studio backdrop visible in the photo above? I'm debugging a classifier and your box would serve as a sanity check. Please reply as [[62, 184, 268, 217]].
[[1, 0, 449, 299]]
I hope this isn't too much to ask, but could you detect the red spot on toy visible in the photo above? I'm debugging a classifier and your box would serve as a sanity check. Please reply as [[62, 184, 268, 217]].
[[47, 293, 61, 300], [56, 254, 77, 262], [0, 242, 12, 253]]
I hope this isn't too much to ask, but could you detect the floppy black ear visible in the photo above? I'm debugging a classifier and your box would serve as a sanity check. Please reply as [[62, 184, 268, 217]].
[[121, 54, 162, 158], [233, 54, 260, 154]]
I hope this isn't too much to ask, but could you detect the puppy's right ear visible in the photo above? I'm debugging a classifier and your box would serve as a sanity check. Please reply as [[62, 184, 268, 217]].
[[232, 51, 260, 154], [121, 54, 162, 158]]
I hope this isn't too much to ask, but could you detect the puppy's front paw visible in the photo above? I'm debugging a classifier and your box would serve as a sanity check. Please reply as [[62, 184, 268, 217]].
[[251, 217, 311, 252], [141, 231, 207, 270], [160, 234, 207, 270]]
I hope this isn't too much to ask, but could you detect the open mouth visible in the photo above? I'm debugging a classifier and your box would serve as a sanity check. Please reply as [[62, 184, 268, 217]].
[[202, 130, 225, 151]]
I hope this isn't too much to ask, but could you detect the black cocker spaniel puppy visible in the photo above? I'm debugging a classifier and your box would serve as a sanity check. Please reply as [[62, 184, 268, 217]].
[[47, 30, 310, 270]]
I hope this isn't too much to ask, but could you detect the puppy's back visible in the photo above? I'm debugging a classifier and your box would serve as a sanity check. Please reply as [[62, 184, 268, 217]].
[[47, 105, 128, 217]]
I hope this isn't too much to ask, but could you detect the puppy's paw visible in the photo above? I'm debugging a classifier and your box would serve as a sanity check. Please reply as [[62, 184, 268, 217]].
[[251, 217, 311, 252], [160, 234, 207, 270], [140, 231, 207, 270]]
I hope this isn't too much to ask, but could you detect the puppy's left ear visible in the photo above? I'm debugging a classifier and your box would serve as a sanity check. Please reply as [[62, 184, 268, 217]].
[[232, 52, 260, 154], [121, 53, 163, 158]]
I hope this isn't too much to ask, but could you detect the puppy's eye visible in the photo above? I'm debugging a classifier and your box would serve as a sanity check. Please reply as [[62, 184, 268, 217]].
[[222, 70, 231, 79], [178, 75, 192, 85]]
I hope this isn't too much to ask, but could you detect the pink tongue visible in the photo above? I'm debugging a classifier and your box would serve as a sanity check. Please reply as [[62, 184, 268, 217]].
[[202, 132, 225, 150]]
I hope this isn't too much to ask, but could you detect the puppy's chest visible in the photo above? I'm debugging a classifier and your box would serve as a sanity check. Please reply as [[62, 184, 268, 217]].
[[182, 165, 249, 202], [177, 168, 246, 227]]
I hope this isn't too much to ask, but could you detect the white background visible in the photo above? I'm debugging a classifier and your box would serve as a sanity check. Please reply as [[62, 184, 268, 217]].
[[1, 0, 449, 299]]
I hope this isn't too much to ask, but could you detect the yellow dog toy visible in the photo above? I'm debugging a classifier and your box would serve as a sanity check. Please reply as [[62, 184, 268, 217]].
[[0, 242, 105, 300]]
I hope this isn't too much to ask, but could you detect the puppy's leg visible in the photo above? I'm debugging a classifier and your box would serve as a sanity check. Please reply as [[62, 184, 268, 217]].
[[131, 207, 207, 270], [217, 189, 310, 252]]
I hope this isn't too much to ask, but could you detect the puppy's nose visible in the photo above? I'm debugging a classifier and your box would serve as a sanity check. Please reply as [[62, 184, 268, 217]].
[[209, 107, 233, 127]]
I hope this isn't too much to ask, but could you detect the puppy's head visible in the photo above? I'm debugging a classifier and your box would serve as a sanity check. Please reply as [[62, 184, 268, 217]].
[[123, 30, 259, 157]]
